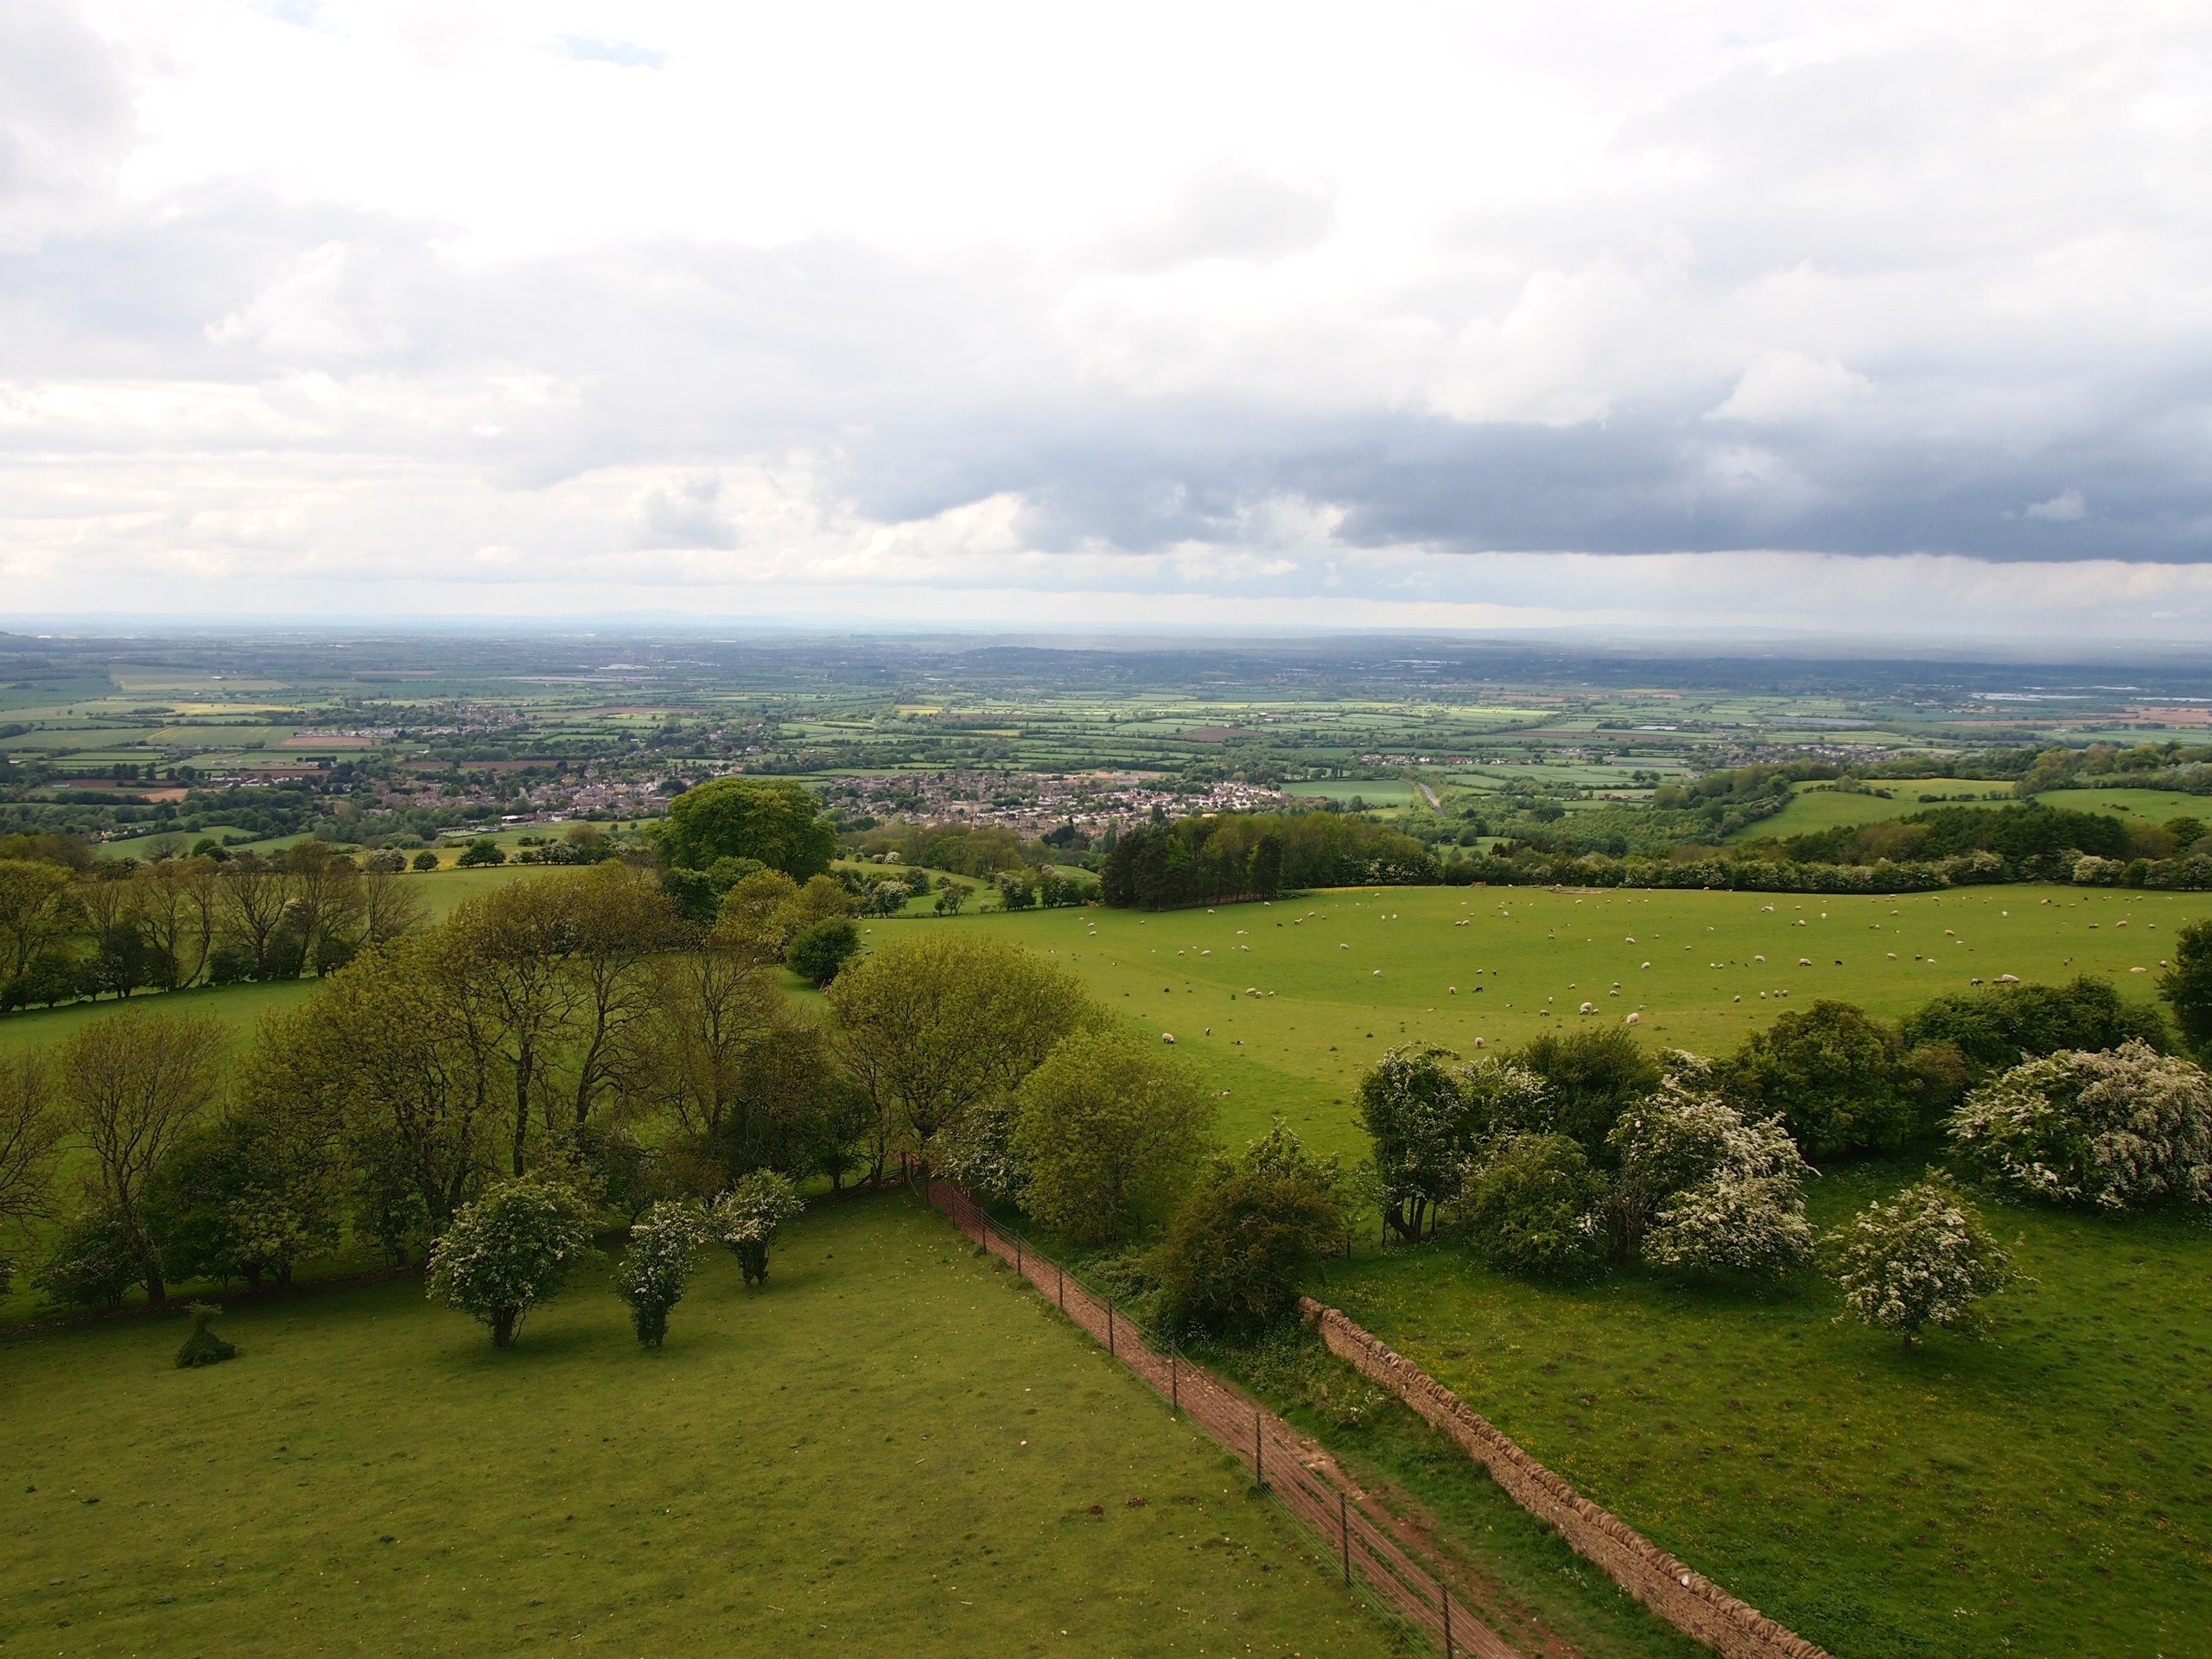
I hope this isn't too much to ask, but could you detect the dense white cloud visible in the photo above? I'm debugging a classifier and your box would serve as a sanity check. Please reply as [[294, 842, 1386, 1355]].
[[1, 0, 2209, 635]]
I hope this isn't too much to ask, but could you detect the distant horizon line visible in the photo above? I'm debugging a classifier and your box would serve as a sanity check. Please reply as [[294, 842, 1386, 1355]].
[[4, 612, 2212, 668]]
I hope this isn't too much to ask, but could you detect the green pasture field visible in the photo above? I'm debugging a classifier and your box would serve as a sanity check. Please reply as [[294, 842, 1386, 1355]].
[[1282, 780, 1418, 806], [1726, 780, 2014, 843], [0, 979, 316, 1063], [962, 882, 2206, 1160], [98, 825, 252, 858], [2033, 786, 2212, 822], [1319, 1158, 2212, 1659], [0, 1198, 1402, 1659]]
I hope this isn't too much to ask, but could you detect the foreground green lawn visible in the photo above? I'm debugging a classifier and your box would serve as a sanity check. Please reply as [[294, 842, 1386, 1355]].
[[0, 1198, 1397, 1659], [960, 881, 2211, 1159], [1319, 1158, 2212, 1659]]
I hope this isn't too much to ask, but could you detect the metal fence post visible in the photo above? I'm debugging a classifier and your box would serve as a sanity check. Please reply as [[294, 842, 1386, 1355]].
[[1338, 1491, 1350, 1585], [1170, 1348, 1179, 1417], [1107, 1300, 1116, 1357], [1057, 1261, 1065, 1309], [1438, 1574, 1453, 1659], [1253, 1409, 1263, 1490]]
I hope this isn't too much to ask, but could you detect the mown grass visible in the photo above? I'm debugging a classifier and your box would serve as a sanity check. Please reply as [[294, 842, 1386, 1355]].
[[1317, 1158, 2212, 1659], [0, 1197, 1403, 1659]]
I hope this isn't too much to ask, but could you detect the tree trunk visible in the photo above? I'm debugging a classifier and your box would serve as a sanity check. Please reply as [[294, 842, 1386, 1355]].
[[143, 1265, 166, 1304], [492, 1307, 519, 1349], [512, 1046, 533, 1176]]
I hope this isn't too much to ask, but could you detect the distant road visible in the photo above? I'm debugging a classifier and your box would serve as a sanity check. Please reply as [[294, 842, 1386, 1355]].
[[1417, 781, 1441, 812]]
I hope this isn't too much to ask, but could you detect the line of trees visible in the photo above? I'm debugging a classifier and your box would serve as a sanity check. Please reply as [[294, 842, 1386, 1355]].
[[0, 868, 1178, 1317], [1101, 811, 1433, 909], [0, 839, 427, 1011]]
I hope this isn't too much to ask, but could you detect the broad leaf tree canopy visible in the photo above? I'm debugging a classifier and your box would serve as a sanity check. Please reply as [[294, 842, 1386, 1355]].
[[658, 779, 836, 880]]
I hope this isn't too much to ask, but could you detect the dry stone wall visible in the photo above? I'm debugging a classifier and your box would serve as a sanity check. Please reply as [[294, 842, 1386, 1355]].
[[1301, 1298, 1832, 1659]]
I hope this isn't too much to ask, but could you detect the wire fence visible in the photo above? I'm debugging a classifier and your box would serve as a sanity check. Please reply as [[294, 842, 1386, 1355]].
[[925, 1179, 1515, 1659]]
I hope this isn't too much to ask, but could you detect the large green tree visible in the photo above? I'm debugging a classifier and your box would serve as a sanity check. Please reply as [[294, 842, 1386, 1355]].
[[658, 779, 836, 880], [829, 933, 1092, 1173], [1011, 1029, 1214, 1244], [2160, 919, 2212, 1059], [1723, 999, 1915, 1158], [59, 1008, 226, 1302]]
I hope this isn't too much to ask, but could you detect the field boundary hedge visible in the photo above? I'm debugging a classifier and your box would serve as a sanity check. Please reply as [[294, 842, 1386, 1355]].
[[1302, 1299, 1832, 1659]]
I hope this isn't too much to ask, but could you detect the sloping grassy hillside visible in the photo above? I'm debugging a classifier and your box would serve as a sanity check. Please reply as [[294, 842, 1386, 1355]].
[[0, 1198, 1397, 1659]]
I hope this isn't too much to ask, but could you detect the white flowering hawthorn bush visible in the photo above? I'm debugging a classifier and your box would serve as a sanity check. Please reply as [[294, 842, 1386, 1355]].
[[1951, 1039, 2212, 1210], [1611, 1084, 1815, 1280], [1826, 1173, 2014, 1350], [425, 1174, 597, 1350], [613, 1200, 709, 1347], [1643, 1169, 1816, 1280], [713, 1170, 805, 1289]]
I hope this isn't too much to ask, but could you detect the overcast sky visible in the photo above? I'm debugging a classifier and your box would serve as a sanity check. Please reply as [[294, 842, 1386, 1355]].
[[3, 1, 2209, 639]]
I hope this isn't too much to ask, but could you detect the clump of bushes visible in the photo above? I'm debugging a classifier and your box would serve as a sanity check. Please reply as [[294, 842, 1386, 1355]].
[[1611, 1083, 1815, 1281], [1154, 1122, 1344, 1338], [1462, 1133, 1605, 1278], [1950, 1040, 2212, 1210]]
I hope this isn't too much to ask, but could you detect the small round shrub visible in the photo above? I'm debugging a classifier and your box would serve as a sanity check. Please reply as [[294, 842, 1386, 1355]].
[[1463, 1133, 1605, 1278], [1153, 1167, 1340, 1338], [613, 1201, 708, 1348], [426, 1175, 596, 1349], [1825, 1173, 2014, 1350], [175, 1303, 239, 1369]]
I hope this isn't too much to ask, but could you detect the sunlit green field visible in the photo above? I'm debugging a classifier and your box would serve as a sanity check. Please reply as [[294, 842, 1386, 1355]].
[[1320, 1160, 2212, 1659], [1728, 780, 2014, 843], [0, 1198, 1399, 1659], [959, 881, 2202, 1158], [2034, 786, 2212, 823], [964, 887, 2212, 1657]]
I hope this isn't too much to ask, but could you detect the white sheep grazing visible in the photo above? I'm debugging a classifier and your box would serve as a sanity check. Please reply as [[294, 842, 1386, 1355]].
[[1624, 1012, 1641, 1026], [1580, 1001, 1596, 1014], [1160, 1033, 1176, 1045]]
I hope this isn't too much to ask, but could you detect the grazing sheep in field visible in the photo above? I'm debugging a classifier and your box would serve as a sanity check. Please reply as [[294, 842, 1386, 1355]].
[[1160, 1033, 1176, 1045], [1624, 1012, 1641, 1026]]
